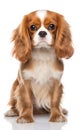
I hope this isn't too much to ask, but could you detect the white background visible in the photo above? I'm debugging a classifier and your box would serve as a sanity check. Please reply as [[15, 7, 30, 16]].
[[0, 0, 82, 130]]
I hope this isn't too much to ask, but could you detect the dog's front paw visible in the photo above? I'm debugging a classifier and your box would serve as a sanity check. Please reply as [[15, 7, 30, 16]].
[[4, 109, 18, 117], [16, 116, 34, 123], [49, 114, 67, 122]]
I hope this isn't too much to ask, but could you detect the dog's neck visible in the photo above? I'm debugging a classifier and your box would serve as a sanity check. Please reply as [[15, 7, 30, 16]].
[[31, 48, 56, 62]]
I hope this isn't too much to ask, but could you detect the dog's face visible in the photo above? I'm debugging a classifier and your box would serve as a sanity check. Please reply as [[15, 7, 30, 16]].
[[27, 10, 56, 49], [12, 10, 74, 62]]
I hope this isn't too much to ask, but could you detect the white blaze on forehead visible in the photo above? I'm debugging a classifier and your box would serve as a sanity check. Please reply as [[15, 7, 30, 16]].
[[36, 10, 47, 23], [34, 10, 52, 47]]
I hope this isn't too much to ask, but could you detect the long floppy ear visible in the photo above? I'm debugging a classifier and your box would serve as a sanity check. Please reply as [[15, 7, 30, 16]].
[[55, 14, 74, 59], [12, 15, 31, 63]]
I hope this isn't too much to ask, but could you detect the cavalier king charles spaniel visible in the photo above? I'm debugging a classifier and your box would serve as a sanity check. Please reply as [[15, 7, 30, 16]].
[[5, 10, 74, 123]]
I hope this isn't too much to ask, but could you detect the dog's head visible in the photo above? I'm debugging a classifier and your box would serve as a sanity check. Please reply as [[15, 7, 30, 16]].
[[12, 10, 74, 62]]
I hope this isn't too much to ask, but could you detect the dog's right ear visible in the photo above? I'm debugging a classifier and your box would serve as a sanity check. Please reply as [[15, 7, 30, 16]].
[[12, 15, 31, 63]]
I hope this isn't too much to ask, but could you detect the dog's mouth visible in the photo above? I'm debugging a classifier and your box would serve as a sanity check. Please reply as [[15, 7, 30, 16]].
[[33, 33, 52, 49], [34, 40, 51, 49]]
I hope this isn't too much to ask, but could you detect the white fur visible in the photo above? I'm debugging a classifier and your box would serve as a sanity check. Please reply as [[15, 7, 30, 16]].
[[31, 81, 51, 110], [23, 48, 62, 83], [5, 109, 18, 117], [17, 117, 30, 123], [36, 10, 47, 22], [22, 48, 63, 109]]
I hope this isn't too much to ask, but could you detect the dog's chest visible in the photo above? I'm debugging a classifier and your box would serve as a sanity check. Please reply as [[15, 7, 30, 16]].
[[23, 49, 62, 84], [28, 61, 55, 84]]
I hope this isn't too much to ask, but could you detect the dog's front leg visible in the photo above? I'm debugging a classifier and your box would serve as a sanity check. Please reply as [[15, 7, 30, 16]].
[[16, 80, 34, 123], [49, 81, 66, 122]]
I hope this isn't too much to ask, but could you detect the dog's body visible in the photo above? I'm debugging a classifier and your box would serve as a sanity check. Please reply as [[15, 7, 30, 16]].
[[20, 48, 63, 110], [5, 10, 74, 123]]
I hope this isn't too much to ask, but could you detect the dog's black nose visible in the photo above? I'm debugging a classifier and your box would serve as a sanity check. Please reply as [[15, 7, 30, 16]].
[[38, 31, 47, 38]]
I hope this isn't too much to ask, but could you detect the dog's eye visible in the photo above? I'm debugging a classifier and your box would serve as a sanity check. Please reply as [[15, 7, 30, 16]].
[[30, 25, 37, 31], [48, 24, 56, 30]]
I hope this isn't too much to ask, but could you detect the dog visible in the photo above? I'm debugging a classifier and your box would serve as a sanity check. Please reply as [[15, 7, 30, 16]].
[[5, 10, 74, 123]]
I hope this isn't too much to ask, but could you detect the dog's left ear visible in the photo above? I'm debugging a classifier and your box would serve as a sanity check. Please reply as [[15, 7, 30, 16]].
[[12, 15, 31, 63], [55, 14, 74, 59]]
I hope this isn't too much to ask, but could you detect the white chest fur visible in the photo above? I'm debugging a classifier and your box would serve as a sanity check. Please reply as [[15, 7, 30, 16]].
[[23, 48, 63, 83], [22, 48, 63, 109]]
